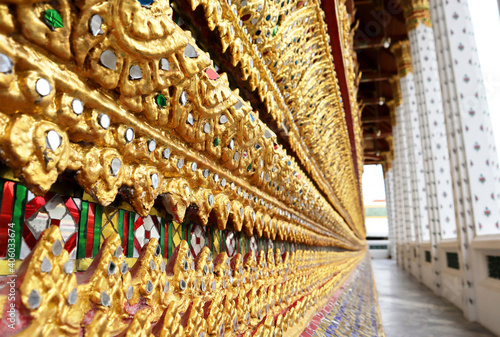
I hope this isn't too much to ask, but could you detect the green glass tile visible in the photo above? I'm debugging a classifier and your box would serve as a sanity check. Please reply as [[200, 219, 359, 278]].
[[168, 220, 173, 258], [127, 212, 134, 258], [156, 94, 167, 108], [160, 217, 166, 257], [186, 222, 191, 247], [12, 184, 27, 259], [118, 209, 124, 243], [92, 204, 103, 257], [77, 202, 89, 259], [44, 9, 63, 29]]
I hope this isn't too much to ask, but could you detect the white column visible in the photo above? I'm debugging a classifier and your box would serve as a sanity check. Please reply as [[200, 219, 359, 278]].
[[400, 72, 430, 281], [429, 0, 500, 320], [408, 26, 452, 295], [399, 102, 415, 272], [390, 100, 413, 269], [384, 168, 397, 259], [407, 18, 457, 293], [392, 34, 456, 295], [390, 108, 405, 266], [389, 47, 435, 282], [430, 0, 500, 238]]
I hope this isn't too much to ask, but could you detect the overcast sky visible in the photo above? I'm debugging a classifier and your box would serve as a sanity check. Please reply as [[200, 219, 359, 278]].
[[362, 164, 386, 204]]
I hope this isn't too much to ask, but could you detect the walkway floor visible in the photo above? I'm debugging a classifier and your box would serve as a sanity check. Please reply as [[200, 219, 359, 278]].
[[372, 259, 495, 337]]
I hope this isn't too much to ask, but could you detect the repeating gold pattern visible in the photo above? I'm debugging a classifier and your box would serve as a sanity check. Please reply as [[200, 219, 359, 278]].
[[0, 0, 362, 248], [0, 0, 366, 334], [1, 225, 364, 336], [180, 0, 364, 237], [338, 1, 364, 211]]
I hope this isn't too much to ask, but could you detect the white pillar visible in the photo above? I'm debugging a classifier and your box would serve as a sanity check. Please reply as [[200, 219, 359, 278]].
[[385, 168, 397, 259], [388, 52, 430, 282], [390, 109, 402, 266], [400, 70, 430, 281], [392, 33, 457, 295], [398, 102, 415, 272], [389, 99, 412, 269], [429, 0, 500, 321], [430, 0, 500, 238]]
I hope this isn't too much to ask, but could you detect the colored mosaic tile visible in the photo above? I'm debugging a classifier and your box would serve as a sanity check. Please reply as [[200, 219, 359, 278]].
[[189, 223, 207, 258], [0, 179, 172, 263], [302, 256, 384, 337]]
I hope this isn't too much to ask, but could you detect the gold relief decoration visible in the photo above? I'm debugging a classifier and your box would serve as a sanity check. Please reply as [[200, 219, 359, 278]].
[[391, 40, 413, 78], [0, 0, 364, 249], [0, 225, 365, 336], [385, 101, 397, 166], [402, 0, 432, 31], [338, 0, 365, 212], [389, 76, 403, 108], [0, 0, 368, 334], [179, 0, 364, 238]]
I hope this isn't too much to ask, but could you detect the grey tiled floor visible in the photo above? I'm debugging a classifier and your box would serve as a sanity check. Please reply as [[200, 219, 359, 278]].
[[371, 259, 496, 337]]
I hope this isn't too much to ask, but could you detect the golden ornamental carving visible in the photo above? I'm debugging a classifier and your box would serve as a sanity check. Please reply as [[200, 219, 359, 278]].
[[0, 225, 365, 336], [339, 0, 365, 209], [0, 0, 364, 249], [0, 0, 367, 334], [180, 0, 364, 236], [402, 0, 432, 31], [391, 41, 413, 78], [389, 76, 403, 109], [386, 101, 397, 122]]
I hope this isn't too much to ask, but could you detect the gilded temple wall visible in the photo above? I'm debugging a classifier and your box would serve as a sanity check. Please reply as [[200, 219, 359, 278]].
[[0, 0, 369, 335]]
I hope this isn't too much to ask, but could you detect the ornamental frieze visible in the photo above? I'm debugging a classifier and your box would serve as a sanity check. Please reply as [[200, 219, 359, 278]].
[[0, 0, 365, 335], [0, 0, 362, 247]]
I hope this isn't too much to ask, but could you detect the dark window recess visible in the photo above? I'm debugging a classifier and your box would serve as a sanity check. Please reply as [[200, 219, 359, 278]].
[[366, 236, 388, 240], [414, 248, 417, 258], [487, 255, 500, 280], [369, 245, 388, 250], [446, 252, 460, 270], [425, 251, 431, 263]]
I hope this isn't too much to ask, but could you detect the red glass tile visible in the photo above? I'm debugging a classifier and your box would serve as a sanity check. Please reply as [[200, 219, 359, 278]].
[[24, 196, 47, 220], [134, 216, 144, 230], [50, 218, 61, 227], [22, 223, 38, 250], [123, 211, 129, 254], [133, 237, 142, 253], [64, 197, 80, 225], [86, 203, 95, 258], [0, 181, 15, 257], [163, 218, 168, 258], [152, 215, 160, 232], [64, 232, 77, 253]]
